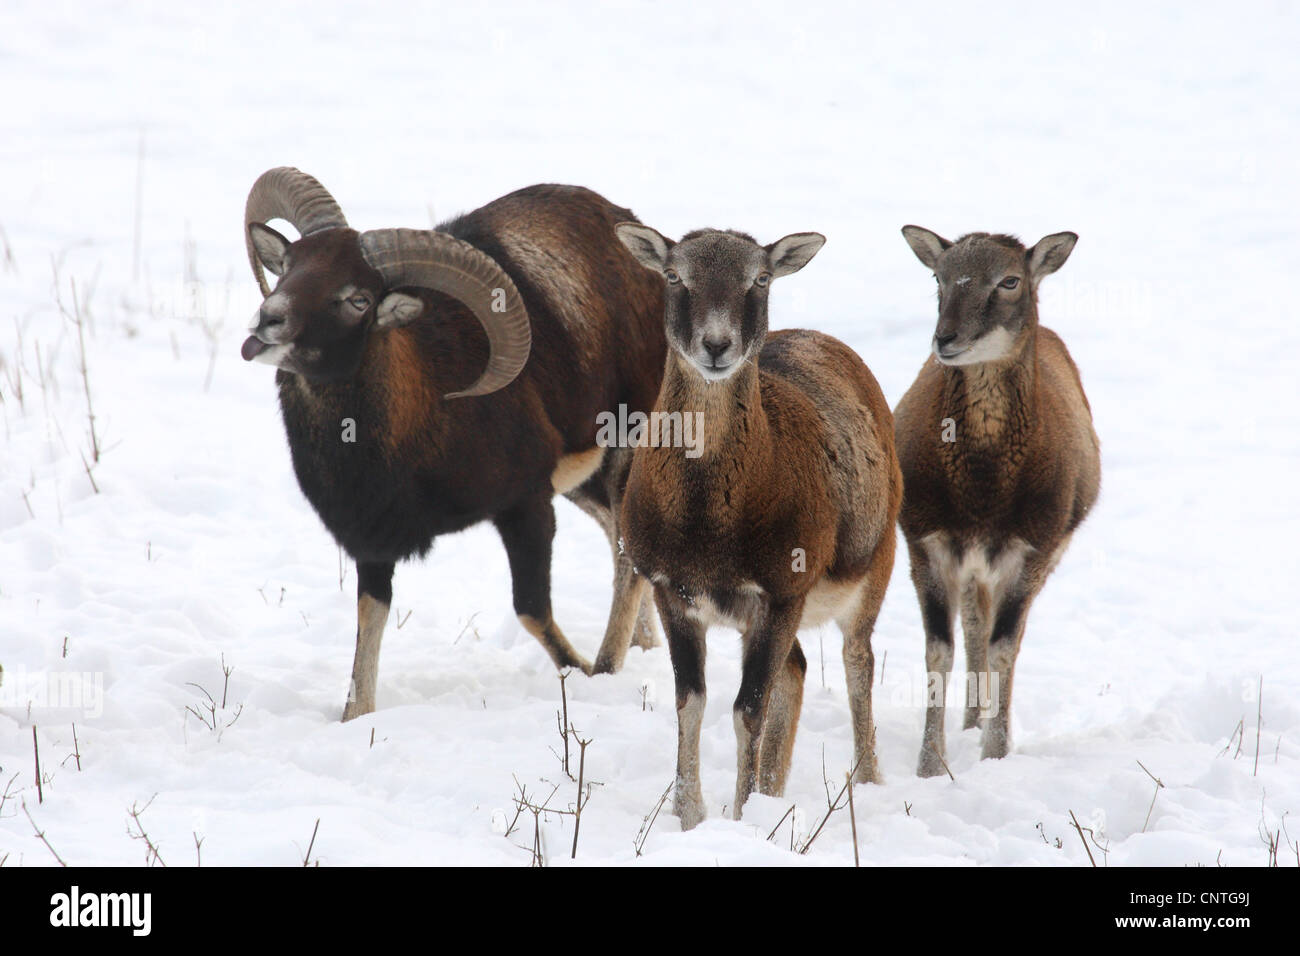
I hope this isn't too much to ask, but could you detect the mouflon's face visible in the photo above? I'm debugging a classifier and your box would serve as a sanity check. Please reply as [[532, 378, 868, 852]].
[[901, 226, 1077, 366], [617, 223, 824, 381], [244, 224, 423, 382]]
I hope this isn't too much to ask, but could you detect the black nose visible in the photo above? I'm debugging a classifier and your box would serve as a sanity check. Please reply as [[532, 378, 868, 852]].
[[702, 336, 732, 361], [935, 330, 958, 348]]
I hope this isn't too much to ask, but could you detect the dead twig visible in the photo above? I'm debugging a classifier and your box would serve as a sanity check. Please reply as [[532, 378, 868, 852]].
[[301, 818, 321, 867], [799, 747, 870, 855], [511, 781, 562, 867], [221, 653, 233, 710], [64, 277, 101, 466], [1137, 759, 1165, 833], [766, 804, 797, 843], [79, 449, 99, 494], [1068, 809, 1096, 867], [556, 671, 572, 777], [846, 771, 860, 867], [0, 772, 21, 818], [1253, 676, 1263, 777], [927, 741, 955, 781], [633, 779, 673, 857], [1218, 717, 1245, 758], [33, 726, 43, 803], [570, 737, 591, 859], [68, 723, 82, 771], [452, 613, 481, 644], [127, 795, 166, 867], [23, 798, 67, 866]]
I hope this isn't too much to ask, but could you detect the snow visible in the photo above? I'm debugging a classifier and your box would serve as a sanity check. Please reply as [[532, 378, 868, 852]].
[[1, 0, 1297, 866]]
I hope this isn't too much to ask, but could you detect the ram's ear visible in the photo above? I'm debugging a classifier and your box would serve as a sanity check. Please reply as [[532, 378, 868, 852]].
[[900, 225, 951, 271], [249, 222, 291, 276], [615, 222, 673, 272], [376, 291, 424, 328]]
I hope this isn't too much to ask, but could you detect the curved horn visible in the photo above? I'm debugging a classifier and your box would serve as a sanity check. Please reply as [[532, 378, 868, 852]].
[[360, 229, 532, 399], [244, 167, 348, 297]]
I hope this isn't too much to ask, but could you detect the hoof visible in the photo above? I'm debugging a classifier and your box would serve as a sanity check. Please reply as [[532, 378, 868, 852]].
[[675, 799, 705, 831], [340, 700, 371, 722], [980, 732, 1011, 760], [917, 748, 949, 779], [853, 763, 883, 786]]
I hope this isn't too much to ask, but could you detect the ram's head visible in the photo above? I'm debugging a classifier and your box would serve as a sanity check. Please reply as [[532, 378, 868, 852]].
[[243, 167, 531, 396]]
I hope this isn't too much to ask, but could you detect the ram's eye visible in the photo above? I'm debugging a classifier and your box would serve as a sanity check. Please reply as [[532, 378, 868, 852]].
[[347, 295, 372, 311], [754, 272, 771, 288], [999, 276, 1020, 290], [664, 269, 681, 284]]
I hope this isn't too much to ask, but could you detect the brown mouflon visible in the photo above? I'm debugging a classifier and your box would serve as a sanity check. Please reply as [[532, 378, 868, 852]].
[[242, 168, 667, 720], [615, 223, 901, 829], [894, 225, 1100, 776]]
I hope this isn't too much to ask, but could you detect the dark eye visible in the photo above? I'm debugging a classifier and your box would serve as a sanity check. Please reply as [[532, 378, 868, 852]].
[[664, 269, 681, 284], [754, 272, 771, 288], [999, 276, 1020, 290], [347, 294, 372, 311]]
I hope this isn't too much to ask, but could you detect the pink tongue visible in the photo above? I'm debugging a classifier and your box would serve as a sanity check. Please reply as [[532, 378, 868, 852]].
[[241, 335, 268, 361]]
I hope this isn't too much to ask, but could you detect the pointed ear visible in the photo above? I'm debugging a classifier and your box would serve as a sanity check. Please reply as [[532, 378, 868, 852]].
[[766, 232, 826, 277], [615, 222, 673, 272], [1027, 232, 1078, 280], [900, 225, 951, 271], [376, 291, 424, 328], [249, 223, 291, 276]]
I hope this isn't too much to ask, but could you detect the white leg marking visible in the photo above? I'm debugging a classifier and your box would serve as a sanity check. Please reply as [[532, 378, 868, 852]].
[[675, 691, 707, 830], [342, 593, 388, 721]]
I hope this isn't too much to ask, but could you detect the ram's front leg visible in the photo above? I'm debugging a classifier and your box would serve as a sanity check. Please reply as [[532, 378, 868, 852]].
[[733, 598, 803, 820], [342, 560, 395, 721]]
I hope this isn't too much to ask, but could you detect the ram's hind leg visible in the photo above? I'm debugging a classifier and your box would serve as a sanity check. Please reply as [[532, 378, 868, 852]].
[[342, 560, 394, 722], [495, 495, 593, 675]]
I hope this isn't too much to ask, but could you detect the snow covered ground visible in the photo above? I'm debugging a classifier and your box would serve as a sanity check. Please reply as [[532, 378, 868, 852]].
[[1, 0, 1297, 867]]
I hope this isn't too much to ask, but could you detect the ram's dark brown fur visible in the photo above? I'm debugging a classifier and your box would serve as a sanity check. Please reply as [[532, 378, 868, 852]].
[[246, 179, 666, 719]]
